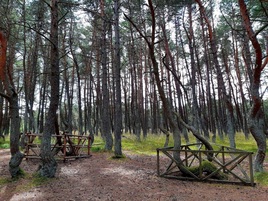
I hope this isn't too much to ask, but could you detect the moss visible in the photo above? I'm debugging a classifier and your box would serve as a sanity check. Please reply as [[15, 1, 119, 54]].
[[11, 168, 26, 180], [186, 160, 228, 180], [19, 168, 26, 176], [31, 173, 50, 186]]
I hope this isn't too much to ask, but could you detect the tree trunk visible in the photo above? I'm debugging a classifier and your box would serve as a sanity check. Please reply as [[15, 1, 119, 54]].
[[70, 35, 83, 135], [239, 0, 267, 172], [9, 94, 24, 177], [100, 0, 113, 150], [0, 31, 24, 178], [113, 0, 122, 157], [38, 0, 59, 177], [196, 0, 236, 147], [147, 0, 181, 155]]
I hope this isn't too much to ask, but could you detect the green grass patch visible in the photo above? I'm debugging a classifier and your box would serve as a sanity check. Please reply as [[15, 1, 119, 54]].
[[12, 168, 26, 180], [91, 134, 170, 155], [92, 132, 261, 155], [0, 172, 54, 194], [213, 132, 259, 153], [254, 172, 268, 186], [91, 146, 105, 152], [14, 174, 52, 193], [90, 136, 105, 152], [31, 173, 50, 186], [0, 177, 11, 186], [0, 137, 10, 149], [121, 134, 173, 155]]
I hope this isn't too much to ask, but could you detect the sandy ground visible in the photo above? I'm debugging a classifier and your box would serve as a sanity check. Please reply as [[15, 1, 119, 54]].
[[1, 149, 268, 201]]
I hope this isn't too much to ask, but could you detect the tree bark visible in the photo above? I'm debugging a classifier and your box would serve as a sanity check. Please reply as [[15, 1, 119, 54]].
[[9, 94, 24, 177], [195, 0, 236, 147], [100, 0, 113, 150], [113, 0, 123, 157], [69, 35, 83, 135], [38, 0, 59, 177], [238, 0, 267, 172], [0, 31, 24, 178]]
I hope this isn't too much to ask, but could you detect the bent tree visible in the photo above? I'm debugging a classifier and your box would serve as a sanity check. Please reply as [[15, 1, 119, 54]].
[[124, 0, 182, 156], [0, 31, 24, 178], [125, 0, 213, 163], [125, 0, 214, 175], [239, 0, 268, 172], [195, 0, 236, 148]]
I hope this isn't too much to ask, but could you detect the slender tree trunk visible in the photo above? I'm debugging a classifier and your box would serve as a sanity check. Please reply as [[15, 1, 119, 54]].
[[38, 0, 59, 177], [70, 37, 83, 135], [232, 29, 249, 136], [113, 0, 122, 156], [0, 83, 3, 138], [186, 4, 201, 134], [100, 0, 113, 150], [62, 33, 73, 133]]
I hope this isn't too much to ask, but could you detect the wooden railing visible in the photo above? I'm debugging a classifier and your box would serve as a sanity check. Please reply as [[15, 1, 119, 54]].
[[24, 132, 91, 161], [157, 143, 255, 186]]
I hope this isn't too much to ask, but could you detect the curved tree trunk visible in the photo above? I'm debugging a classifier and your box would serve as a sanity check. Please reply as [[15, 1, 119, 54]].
[[9, 95, 24, 177], [125, 0, 182, 157], [196, 0, 236, 147], [239, 0, 267, 172]]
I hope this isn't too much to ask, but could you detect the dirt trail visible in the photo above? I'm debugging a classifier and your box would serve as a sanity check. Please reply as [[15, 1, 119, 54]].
[[1, 149, 268, 201]]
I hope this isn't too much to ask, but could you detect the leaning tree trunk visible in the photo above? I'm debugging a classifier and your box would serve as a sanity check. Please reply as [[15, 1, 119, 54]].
[[195, 0, 236, 148], [125, 0, 182, 155], [0, 31, 24, 178], [9, 95, 24, 177], [38, 0, 59, 177], [239, 0, 267, 172]]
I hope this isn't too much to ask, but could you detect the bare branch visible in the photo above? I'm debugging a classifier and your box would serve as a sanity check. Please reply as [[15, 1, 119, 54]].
[[123, 13, 151, 47]]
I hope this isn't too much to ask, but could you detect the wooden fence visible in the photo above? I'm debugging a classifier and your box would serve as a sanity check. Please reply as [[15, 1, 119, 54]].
[[157, 143, 255, 186], [24, 132, 91, 161]]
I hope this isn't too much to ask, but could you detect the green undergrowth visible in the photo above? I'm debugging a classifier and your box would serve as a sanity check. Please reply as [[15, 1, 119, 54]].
[[214, 132, 258, 153], [254, 172, 268, 186], [90, 145, 105, 152], [0, 177, 11, 186], [0, 172, 52, 194], [91, 132, 262, 155], [0, 137, 9, 149], [90, 136, 106, 152], [121, 134, 172, 155], [31, 173, 51, 187]]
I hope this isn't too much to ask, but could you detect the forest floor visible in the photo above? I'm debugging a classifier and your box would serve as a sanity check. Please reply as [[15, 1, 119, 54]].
[[1, 148, 268, 201]]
